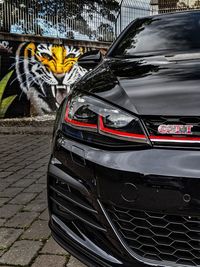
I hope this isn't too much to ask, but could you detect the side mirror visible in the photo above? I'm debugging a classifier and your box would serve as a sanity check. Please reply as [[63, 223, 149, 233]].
[[78, 50, 103, 70]]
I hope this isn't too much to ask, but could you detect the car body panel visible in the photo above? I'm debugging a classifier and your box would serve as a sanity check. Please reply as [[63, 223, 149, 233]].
[[79, 56, 200, 116], [48, 10, 200, 267], [48, 136, 200, 267]]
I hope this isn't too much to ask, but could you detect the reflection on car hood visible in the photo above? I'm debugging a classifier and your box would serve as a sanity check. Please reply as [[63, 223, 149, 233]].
[[81, 55, 200, 116]]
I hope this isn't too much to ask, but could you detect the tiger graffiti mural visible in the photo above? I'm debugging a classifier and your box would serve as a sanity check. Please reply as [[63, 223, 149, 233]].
[[0, 40, 107, 118], [16, 43, 88, 115]]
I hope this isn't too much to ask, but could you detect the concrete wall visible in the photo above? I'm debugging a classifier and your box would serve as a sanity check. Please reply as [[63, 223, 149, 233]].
[[0, 33, 110, 118]]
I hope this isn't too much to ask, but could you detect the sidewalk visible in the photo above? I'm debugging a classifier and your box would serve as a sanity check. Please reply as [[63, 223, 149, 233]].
[[0, 134, 86, 267]]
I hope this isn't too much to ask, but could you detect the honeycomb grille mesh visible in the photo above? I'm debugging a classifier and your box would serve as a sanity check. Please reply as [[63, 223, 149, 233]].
[[108, 206, 200, 266]]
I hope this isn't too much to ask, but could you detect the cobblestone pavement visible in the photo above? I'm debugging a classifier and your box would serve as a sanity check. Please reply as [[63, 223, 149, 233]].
[[0, 134, 87, 267]]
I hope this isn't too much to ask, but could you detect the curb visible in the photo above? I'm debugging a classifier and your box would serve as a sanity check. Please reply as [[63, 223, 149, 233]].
[[0, 126, 53, 135], [0, 115, 55, 135]]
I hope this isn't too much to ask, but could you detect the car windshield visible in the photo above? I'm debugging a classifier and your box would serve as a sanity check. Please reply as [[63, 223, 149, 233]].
[[110, 12, 200, 57]]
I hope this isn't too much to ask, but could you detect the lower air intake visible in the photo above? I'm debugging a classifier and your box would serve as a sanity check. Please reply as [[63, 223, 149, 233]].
[[107, 206, 200, 267]]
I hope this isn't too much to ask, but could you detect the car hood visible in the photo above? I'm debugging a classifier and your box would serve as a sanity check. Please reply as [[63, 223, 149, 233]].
[[81, 54, 200, 116]]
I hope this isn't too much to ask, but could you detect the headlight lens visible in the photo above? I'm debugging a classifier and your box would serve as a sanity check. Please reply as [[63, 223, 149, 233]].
[[63, 92, 150, 147]]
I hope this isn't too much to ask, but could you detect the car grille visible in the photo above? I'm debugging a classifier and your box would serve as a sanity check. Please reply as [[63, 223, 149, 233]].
[[143, 116, 200, 146], [108, 206, 200, 266], [143, 116, 200, 136]]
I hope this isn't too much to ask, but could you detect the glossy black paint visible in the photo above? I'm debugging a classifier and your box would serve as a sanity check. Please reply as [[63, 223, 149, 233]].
[[78, 55, 200, 116], [77, 12, 200, 116], [48, 11, 200, 267], [48, 136, 200, 267], [78, 50, 103, 70]]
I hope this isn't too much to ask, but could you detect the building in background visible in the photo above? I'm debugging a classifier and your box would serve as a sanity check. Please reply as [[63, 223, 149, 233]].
[[150, 0, 200, 13]]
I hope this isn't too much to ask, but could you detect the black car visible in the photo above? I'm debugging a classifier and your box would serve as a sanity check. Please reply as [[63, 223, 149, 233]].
[[48, 11, 200, 267]]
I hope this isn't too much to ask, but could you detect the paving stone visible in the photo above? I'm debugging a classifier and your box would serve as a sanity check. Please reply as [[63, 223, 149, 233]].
[[22, 220, 50, 241], [3, 175, 23, 184], [24, 172, 44, 180], [0, 240, 42, 266], [9, 192, 37, 205], [0, 204, 23, 219], [24, 183, 46, 193], [0, 228, 23, 249], [41, 237, 68, 256], [0, 182, 10, 192], [7, 158, 22, 164], [0, 218, 6, 226], [0, 163, 13, 169], [15, 162, 29, 167], [5, 211, 39, 229], [0, 250, 5, 257], [8, 166, 23, 172], [0, 198, 9, 206], [24, 177, 40, 184], [0, 187, 23, 198], [0, 135, 55, 266], [35, 176, 46, 184], [37, 190, 47, 201], [15, 169, 32, 177], [11, 179, 34, 188], [0, 171, 13, 178], [23, 197, 47, 213], [26, 163, 46, 169], [67, 256, 87, 267], [39, 209, 49, 221], [31, 255, 67, 267]]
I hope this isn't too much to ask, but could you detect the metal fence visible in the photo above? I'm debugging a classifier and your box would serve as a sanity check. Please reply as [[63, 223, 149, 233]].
[[0, 0, 119, 42], [115, 0, 155, 35], [0, 0, 155, 42]]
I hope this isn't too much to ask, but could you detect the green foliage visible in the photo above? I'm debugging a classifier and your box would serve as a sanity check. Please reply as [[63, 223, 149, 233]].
[[8, 0, 120, 16], [0, 71, 17, 118]]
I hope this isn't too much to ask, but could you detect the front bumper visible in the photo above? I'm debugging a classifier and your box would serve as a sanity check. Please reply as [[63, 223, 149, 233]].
[[48, 134, 200, 267]]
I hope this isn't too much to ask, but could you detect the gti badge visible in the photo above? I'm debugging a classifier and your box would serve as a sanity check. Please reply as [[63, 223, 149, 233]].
[[158, 125, 194, 135]]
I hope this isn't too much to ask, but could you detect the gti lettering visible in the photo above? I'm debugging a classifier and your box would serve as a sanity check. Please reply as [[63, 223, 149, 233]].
[[158, 125, 193, 135]]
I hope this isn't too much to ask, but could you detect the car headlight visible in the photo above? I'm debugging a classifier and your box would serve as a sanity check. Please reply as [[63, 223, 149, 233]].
[[62, 92, 150, 148]]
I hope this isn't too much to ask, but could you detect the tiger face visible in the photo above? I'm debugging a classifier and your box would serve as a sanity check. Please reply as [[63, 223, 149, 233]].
[[16, 42, 87, 115], [35, 44, 80, 76]]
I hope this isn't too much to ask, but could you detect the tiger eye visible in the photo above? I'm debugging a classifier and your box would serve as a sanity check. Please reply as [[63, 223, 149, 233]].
[[66, 54, 75, 59], [41, 53, 52, 60]]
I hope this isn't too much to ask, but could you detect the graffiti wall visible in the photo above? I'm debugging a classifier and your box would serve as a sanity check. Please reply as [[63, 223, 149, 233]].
[[0, 39, 103, 118]]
